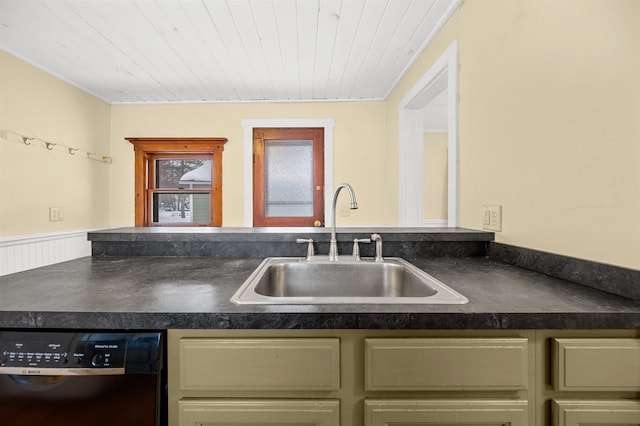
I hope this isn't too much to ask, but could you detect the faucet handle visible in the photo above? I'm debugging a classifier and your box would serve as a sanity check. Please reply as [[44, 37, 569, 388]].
[[352, 238, 371, 261], [296, 238, 315, 261]]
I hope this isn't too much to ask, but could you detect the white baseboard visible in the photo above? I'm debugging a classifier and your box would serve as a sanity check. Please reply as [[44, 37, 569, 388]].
[[0, 229, 102, 276]]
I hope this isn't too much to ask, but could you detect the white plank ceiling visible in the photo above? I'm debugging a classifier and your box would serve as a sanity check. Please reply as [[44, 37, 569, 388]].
[[0, 0, 460, 104]]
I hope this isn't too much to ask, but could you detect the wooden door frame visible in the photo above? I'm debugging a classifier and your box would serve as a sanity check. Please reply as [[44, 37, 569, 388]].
[[242, 119, 335, 227], [252, 127, 324, 227]]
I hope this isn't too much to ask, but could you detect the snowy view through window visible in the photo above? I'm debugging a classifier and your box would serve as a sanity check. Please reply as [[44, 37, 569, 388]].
[[154, 159, 211, 224]]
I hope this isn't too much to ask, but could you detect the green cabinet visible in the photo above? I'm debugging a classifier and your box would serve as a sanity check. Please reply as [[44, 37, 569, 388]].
[[552, 338, 640, 391], [549, 337, 640, 426], [169, 330, 639, 426], [179, 399, 340, 426], [178, 337, 340, 391], [365, 338, 528, 391], [364, 338, 529, 425], [552, 400, 640, 426], [170, 331, 344, 426], [365, 400, 528, 426]]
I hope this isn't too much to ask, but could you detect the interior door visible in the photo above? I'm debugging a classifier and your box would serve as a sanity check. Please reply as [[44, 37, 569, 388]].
[[253, 128, 324, 227]]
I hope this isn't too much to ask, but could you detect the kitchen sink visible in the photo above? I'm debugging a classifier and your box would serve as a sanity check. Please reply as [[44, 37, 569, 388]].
[[231, 257, 468, 305]]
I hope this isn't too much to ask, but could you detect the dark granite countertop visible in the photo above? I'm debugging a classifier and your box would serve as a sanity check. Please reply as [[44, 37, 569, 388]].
[[0, 254, 638, 330], [88, 226, 494, 241], [88, 227, 493, 258]]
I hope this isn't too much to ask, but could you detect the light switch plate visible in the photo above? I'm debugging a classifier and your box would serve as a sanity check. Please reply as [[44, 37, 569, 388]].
[[49, 207, 64, 222], [482, 205, 501, 232]]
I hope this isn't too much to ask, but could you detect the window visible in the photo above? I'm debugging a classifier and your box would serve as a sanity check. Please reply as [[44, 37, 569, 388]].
[[127, 137, 226, 227], [252, 128, 324, 227]]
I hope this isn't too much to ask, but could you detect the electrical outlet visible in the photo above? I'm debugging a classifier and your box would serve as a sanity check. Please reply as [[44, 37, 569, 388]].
[[482, 205, 501, 231], [338, 204, 351, 217], [49, 207, 64, 222]]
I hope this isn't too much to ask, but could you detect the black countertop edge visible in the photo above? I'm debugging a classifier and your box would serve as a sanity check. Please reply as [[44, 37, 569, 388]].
[[88, 227, 495, 242], [1, 311, 638, 331], [488, 242, 640, 301]]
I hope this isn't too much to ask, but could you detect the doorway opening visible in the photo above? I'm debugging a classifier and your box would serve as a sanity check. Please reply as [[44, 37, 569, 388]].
[[398, 40, 458, 227]]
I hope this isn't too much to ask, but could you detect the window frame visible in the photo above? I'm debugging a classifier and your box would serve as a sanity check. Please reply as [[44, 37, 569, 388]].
[[126, 137, 227, 227], [148, 153, 213, 225]]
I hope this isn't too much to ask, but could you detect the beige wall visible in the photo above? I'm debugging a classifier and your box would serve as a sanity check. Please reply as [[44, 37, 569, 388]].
[[388, 0, 640, 269], [2, 0, 638, 270], [0, 51, 111, 237], [109, 102, 389, 227]]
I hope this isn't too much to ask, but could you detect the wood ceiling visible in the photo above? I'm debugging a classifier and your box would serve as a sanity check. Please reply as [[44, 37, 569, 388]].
[[0, 0, 460, 103]]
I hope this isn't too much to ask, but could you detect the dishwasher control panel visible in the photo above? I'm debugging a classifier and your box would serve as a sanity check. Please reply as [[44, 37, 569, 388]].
[[0, 332, 126, 370]]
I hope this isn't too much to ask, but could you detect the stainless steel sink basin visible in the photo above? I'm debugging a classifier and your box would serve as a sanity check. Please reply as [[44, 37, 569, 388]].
[[231, 257, 468, 304]]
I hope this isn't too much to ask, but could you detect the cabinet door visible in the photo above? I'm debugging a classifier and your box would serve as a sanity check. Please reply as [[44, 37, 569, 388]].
[[178, 337, 340, 391], [179, 399, 340, 426], [552, 338, 640, 391], [552, 400, 640, 426], [365, 399, 528, 426], [365, 338, 528, 391]]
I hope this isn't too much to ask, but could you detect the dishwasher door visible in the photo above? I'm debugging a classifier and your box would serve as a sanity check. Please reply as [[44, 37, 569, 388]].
[[0, 331, 164, 426]]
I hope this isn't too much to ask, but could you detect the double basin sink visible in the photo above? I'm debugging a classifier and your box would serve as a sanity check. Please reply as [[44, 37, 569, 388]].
[[231, 257, 468, 305]]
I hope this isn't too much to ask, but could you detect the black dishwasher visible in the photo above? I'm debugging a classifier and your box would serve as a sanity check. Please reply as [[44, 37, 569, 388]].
[[0, 331, 165, 426]]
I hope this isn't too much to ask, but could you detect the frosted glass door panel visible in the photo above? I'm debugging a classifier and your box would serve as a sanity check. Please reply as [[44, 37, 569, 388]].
[[264, 140, 313, 217]]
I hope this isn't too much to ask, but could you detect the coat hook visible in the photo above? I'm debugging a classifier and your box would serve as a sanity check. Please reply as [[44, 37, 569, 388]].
[[87, 152, 96, 160], [22, 137, 33, 145], [45, 142, 56, 150], [68, 148, 79, 155]]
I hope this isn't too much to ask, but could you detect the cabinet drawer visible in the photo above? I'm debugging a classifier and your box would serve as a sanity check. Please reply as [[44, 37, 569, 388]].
[[179, 338, 340, 391], [365, 338, 528, 391], [552, 400, 640, 426], [179, 399, 340, 426], [552, 338, 640, 391], [365, 399, 528, 426]]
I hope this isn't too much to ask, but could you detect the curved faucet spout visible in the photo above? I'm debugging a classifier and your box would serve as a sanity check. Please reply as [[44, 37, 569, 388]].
[[329, 183, 358, 261]]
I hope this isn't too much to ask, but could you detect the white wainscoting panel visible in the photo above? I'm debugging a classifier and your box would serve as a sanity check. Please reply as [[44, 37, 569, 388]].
[[0, 230, 94, 276]]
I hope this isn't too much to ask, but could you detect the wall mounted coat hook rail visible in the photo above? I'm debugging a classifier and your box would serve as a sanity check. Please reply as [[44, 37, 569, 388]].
[[1, 129, 112, 164]]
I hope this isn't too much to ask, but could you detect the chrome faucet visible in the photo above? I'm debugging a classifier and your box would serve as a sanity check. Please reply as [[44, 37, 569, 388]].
[[329, 183, 358, 261]]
